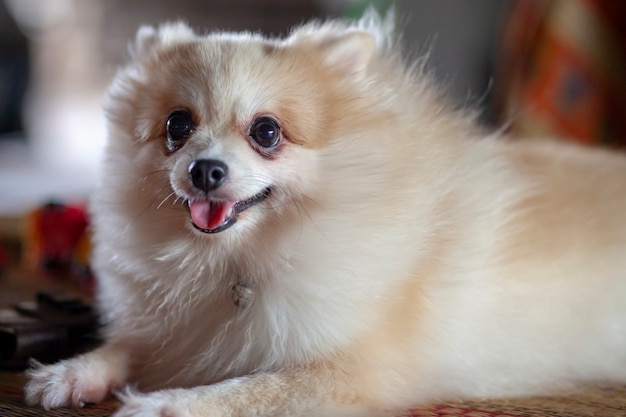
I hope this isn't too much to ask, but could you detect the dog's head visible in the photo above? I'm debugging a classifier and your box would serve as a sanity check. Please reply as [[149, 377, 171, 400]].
[[103, 16, 389, 237]]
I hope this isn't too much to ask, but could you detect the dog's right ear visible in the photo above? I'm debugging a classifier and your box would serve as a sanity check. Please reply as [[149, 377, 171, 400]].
[[318, 31, 376, 81], [130, 22, 196, 59]]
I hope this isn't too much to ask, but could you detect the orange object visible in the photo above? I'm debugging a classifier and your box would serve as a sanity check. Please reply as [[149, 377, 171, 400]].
[[495, 0, 626, 147], [23, 202, 93, 289]]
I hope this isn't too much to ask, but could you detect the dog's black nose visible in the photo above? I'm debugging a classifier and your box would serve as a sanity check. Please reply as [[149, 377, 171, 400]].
[[188, 159, 228, 192]]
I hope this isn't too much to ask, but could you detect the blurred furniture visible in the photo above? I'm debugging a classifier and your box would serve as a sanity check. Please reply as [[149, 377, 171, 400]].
[[495, 0, 626, 147]]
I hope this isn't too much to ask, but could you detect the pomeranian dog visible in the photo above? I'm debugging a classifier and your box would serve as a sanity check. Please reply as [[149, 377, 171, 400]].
[[25, 10, 626, 417]]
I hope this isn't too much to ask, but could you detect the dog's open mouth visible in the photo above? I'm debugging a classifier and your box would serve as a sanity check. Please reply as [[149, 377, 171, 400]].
[[187, 187, 271, 234]]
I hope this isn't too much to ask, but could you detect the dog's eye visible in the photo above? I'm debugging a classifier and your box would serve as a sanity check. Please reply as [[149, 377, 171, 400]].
[[167, 110, 193, 143], [249, 117, 280, 148]]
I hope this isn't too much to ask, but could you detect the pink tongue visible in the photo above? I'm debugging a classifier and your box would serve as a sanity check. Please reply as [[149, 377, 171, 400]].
[[189, 200, 236, 230]]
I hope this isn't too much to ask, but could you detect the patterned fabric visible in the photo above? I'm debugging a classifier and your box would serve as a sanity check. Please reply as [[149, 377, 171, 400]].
[[495, 0, 626, 147]]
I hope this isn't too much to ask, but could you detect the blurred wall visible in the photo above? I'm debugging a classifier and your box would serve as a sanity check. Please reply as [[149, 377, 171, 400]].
[[398, 0, 512, 121]]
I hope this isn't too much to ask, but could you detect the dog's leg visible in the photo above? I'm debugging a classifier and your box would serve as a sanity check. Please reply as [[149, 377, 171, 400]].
[[114, 364, 383, 417], [24, 343, 129, 409]]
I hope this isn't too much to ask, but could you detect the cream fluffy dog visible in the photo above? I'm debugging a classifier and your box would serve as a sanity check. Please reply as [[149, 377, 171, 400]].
[[25, 11, 626, 417]]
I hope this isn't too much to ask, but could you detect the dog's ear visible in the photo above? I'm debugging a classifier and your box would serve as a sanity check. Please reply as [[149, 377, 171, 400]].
[[130, 22, 195, 59], [319, 31, 376, 81]]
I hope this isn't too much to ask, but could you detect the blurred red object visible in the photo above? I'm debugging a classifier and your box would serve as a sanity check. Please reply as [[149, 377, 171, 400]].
[[23, 202, 93, 290]]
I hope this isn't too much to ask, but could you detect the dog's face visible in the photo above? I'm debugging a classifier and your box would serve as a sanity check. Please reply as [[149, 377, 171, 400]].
[[104, 23, 376, 237]]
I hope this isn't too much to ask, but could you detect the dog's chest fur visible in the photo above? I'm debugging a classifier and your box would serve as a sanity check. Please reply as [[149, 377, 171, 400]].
[[94, 221, 364, 389]]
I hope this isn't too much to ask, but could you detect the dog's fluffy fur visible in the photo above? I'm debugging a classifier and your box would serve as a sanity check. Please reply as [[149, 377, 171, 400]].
[[25, 11, 626, 417]]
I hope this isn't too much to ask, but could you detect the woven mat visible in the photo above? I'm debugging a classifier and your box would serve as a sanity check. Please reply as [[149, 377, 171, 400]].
[[412, 384, 626, 417], [0, 372, 117, 417], [2, 371, 626, 417]]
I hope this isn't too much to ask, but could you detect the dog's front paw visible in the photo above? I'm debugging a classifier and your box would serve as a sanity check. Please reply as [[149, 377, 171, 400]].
[[114, 389, 197, 417], [24, 346, 128, 410]]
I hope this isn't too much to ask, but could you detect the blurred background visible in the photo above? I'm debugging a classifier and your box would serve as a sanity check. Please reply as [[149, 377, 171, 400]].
[[0, 0, 624, 221]]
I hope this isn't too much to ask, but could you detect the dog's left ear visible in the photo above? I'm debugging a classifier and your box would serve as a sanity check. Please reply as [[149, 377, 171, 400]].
[[319, 31, 376, 81], [130, 21, 196, 59]]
